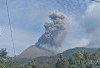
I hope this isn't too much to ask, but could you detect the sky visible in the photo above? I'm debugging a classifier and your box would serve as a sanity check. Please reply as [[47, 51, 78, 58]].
[[0, 0, 99, 56]]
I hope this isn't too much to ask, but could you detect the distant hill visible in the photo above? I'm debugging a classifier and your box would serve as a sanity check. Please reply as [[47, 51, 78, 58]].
[[17, 47, 97, 64], [34, 47, 97, 65], [61, 47, 97, 57]]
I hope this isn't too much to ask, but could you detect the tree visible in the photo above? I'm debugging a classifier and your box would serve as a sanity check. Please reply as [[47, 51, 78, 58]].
[[40, 64, 51, 68], [20, 60, 38, 68], [0, 48, 7, 58], [68, 57, 74, 65], [55, 54, 69, 68], [73, 51, 90, 68]]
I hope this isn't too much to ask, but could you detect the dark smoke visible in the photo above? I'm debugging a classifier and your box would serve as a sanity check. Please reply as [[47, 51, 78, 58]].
[[35, 11, 70, 49]]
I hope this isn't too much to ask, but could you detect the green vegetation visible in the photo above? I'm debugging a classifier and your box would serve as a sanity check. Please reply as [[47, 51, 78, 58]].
[[0, 48, 18, 68], [0, 48, 100, 68]]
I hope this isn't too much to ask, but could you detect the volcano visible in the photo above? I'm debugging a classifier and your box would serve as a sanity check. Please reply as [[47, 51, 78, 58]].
[[17, 0, 91, 59], [17, 45, 55, 59]]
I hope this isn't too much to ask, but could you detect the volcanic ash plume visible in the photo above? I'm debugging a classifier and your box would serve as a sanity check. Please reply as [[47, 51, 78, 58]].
[[35, 11, 71, 49]]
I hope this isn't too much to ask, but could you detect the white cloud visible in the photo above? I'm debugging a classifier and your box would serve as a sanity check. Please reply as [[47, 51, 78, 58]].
[[83, 2, 100, 48], [59, 37, 90, 53], [0, 27, 2, 36], [75, 38, 90, 47]]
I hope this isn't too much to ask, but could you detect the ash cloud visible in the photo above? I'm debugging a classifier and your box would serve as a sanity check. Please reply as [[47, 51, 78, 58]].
[[35, 11, 71, 48], [83, 3, 100, 48]]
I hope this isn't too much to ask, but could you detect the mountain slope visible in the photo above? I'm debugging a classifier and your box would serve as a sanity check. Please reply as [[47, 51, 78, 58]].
[[17, 45, 55, 59], [17, 47, 97, 64]]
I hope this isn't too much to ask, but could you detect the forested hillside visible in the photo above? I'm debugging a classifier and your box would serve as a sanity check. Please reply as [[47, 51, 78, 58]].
[[0, 47, 99, 68]]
